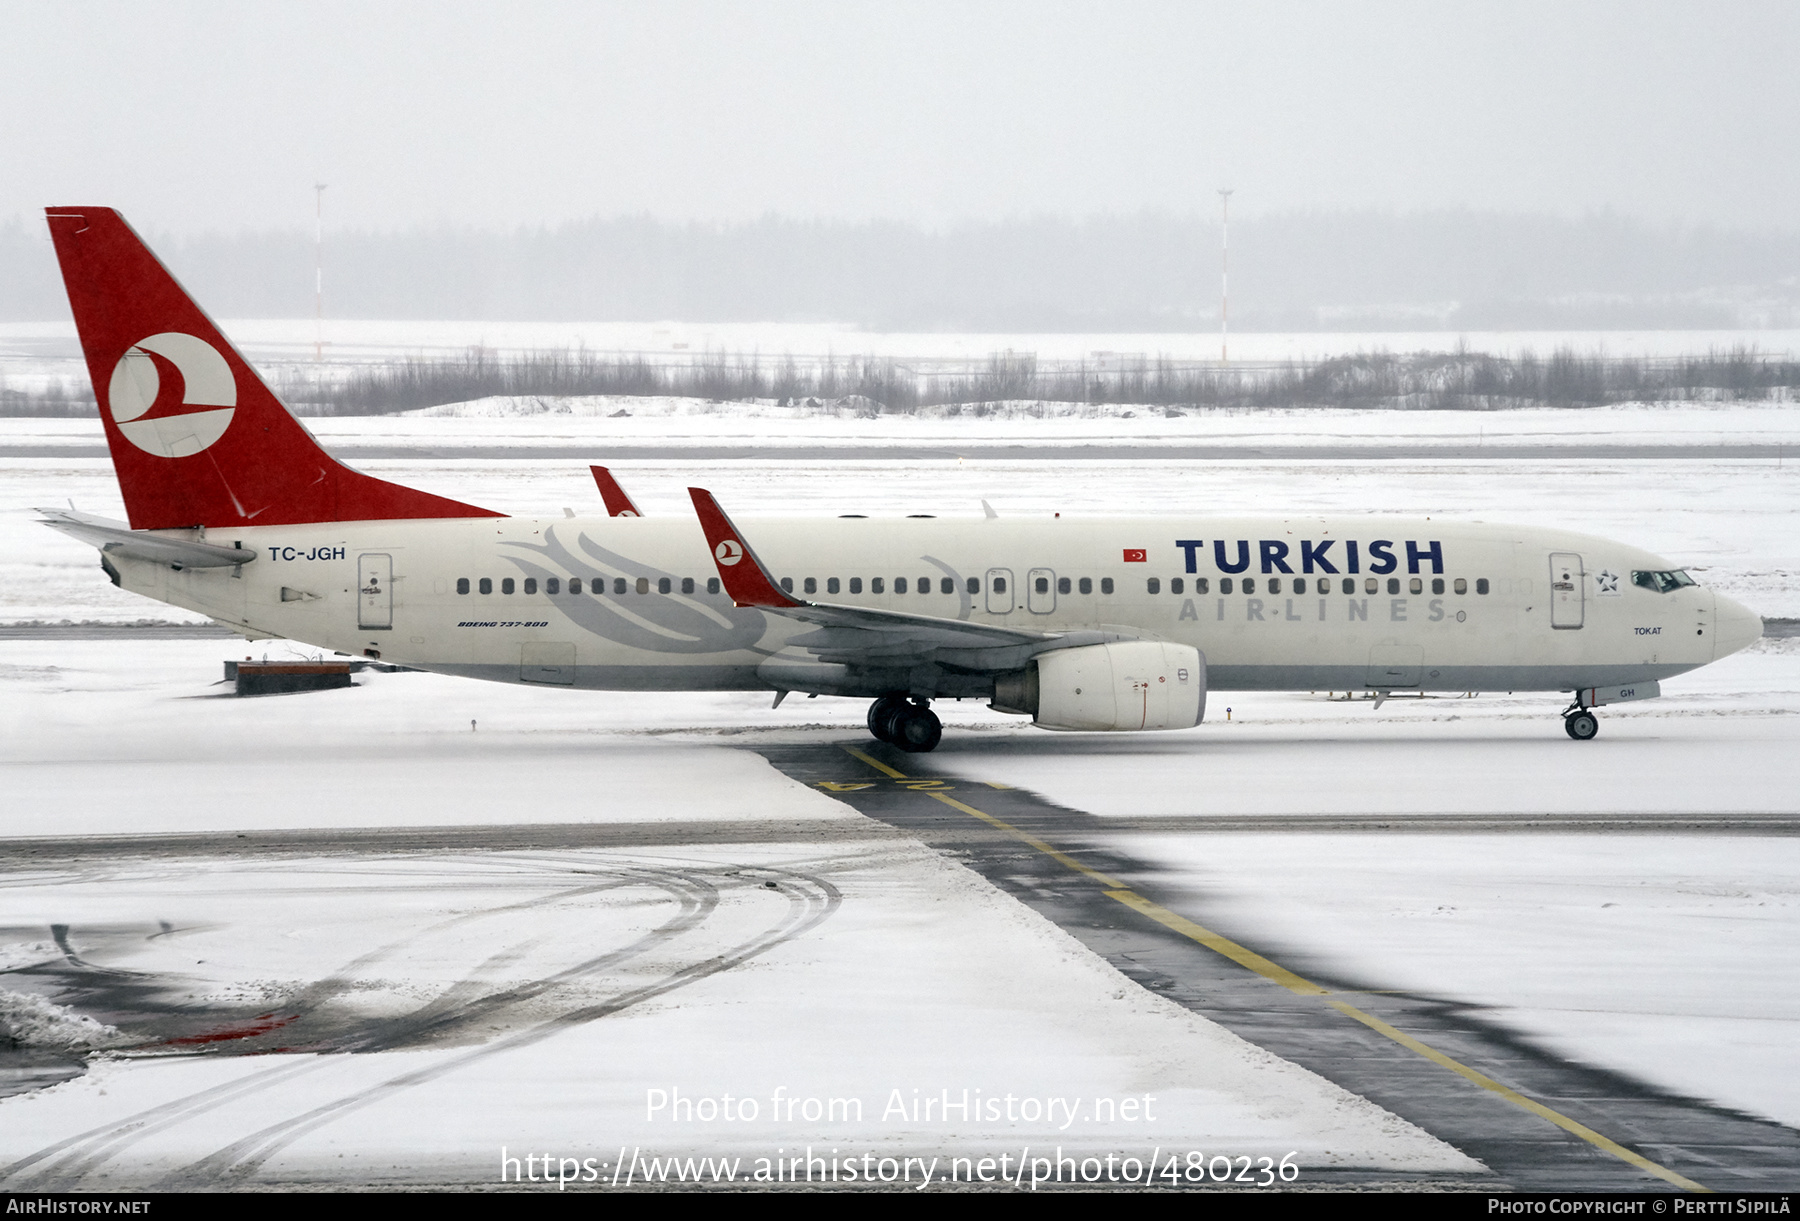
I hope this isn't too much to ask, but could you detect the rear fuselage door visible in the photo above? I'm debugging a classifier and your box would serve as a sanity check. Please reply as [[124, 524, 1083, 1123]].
[[358, 553, 393, 630], [985, 568, 1014, 614], [1027, 567, 1057, 614], [1550, 552, 1585, 629]]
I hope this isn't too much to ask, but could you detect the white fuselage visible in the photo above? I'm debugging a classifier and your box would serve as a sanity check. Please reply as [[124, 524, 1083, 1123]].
[[109, 513, 1752, 699]]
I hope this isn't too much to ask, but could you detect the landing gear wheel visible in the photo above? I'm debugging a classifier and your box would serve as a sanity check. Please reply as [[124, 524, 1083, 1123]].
[[892, 704, 943, 753], [867, 693, 908, 743], [1564, 710, 1599, 740]]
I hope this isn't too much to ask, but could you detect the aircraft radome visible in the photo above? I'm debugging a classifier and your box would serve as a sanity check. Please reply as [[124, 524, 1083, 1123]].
[[38, 207, 1762, 751]]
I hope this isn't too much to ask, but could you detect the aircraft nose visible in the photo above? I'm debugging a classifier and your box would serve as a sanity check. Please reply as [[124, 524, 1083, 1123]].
[[1713, 592, 1763, 660]]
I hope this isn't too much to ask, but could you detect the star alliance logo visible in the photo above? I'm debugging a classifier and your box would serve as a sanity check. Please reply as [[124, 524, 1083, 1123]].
[[1596, 569, 1621, 596]]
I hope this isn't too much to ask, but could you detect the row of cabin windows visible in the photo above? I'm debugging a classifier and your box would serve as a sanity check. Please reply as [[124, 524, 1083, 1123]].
[[456, 573, 1491, 599], [458, 576, 722, 596], [773, 575, 1120, 596], [1145, 576, 1487, 596]]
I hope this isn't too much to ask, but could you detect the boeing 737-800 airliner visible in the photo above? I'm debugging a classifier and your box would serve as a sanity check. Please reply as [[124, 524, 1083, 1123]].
[[37, 208, 1762, 751]]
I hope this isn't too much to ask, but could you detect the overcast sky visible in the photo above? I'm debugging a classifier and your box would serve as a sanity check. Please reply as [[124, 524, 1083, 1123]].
[[4, 1, 1797, 235]]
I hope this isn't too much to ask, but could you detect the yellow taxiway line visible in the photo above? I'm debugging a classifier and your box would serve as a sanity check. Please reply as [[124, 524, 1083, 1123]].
[[839, 745, 1710, 1194]]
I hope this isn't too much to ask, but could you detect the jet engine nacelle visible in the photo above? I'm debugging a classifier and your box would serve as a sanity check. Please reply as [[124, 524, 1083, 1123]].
[[993, 641, 1206, 731]]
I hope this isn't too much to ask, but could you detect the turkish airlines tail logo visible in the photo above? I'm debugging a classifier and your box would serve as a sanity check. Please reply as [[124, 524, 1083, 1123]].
[[107, 332, 237, 457]]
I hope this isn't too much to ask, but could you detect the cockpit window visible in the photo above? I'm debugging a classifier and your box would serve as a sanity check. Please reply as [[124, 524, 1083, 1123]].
[[1632, 569, 1696, 594]]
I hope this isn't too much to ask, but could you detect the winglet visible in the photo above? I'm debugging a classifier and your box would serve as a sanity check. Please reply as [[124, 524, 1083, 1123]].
[[590, 466, 643, 516], [687, 488, 803, 608]]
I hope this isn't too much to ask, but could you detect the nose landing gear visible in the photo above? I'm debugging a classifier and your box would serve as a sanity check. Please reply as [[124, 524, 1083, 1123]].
[[1563, 706, 1600, 740], [867, 693, 942, 753]]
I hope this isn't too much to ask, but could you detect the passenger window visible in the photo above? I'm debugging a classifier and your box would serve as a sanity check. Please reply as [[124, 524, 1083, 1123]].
[[546, 577, 559, 595], [803, 577, 816, 594], [707, 577, 720, 594], [1343, 578, 1355, 595], [1147, 577, 1161, 594], [523, 578, 537, 595], [1269, 578, 1281, 594], [780, 577, 793, 593], [456, 578, 470, 595], [993, 576, 1006, 593], [942, 577, 954, 594], [920, 576, 931, 594], [1078, 577, 1092, 594], [1432, 578, 1445, 595], [570, 577, 582, 595], [1365, 577, 1378, 594], [1387, 578, 1400, 595], [872, 577, 885, 594], [828, 577, 841, 594], [502, 578, 516, 595], [1293, 578, 1305, 594], [850, 577, 863, 594], [682, 577, 695, 594], [1101, 577, 1114, 594], [636, 577, 650, 595], [1195, 577, 1208, 594], [1220, 578, 1233, 594], [1170, 577, 1184, 594], [615, 577, 627, 595], [1409, 577, 1422, 595], [1035, 576, 1049, 594], [1477, 578, 1490, 595], [895, 577, 908, 594], [966, 577, 979, 594], [660, 577, 673, 594], [1058, 576, 1072, 594], [479, 578, 492, 594], [1454, 578, 1467, 594], [1243, 578, 1255, 594]]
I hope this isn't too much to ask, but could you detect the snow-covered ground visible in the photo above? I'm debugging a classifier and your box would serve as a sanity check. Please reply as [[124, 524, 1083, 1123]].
[[0, 640, 1474, 1187], [0, 404, 1794, 1186], [10, 400, 1800, 452], [921, 638, 1800, 1131]]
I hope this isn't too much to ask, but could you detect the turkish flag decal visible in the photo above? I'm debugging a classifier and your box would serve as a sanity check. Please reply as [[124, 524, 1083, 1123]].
[[1122, 548, 1147, 563]]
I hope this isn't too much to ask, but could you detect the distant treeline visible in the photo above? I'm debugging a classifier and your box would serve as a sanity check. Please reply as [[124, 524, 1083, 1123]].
[[300, 346, 1800, 414], [9, 346, 1795, 419], [4, 209, 1800, 330]]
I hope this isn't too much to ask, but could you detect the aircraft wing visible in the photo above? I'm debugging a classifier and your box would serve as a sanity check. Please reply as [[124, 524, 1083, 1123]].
[[37, 507, 256, 569], [687, 488, 1129, 674]]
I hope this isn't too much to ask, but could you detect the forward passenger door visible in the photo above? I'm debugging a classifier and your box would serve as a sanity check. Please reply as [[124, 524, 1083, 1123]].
[[1550, 553, 1585, 629]]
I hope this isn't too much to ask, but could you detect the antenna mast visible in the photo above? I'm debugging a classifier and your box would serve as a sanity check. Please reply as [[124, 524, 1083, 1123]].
[[313, 183, 328, 364], [1217, 188, 1233, 365]]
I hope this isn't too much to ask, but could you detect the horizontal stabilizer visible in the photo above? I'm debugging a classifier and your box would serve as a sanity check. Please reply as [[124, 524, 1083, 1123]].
[[37, 507, 255, 569]]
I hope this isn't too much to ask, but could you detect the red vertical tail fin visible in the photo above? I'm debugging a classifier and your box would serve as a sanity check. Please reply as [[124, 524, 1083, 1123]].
[[46, 207, 501, 529], [590, 465, 644, 516]]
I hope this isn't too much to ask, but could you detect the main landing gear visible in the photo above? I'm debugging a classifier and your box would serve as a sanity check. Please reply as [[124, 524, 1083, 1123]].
[[867, 693, 942, 753], [1562, 704, 1600, 740]]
